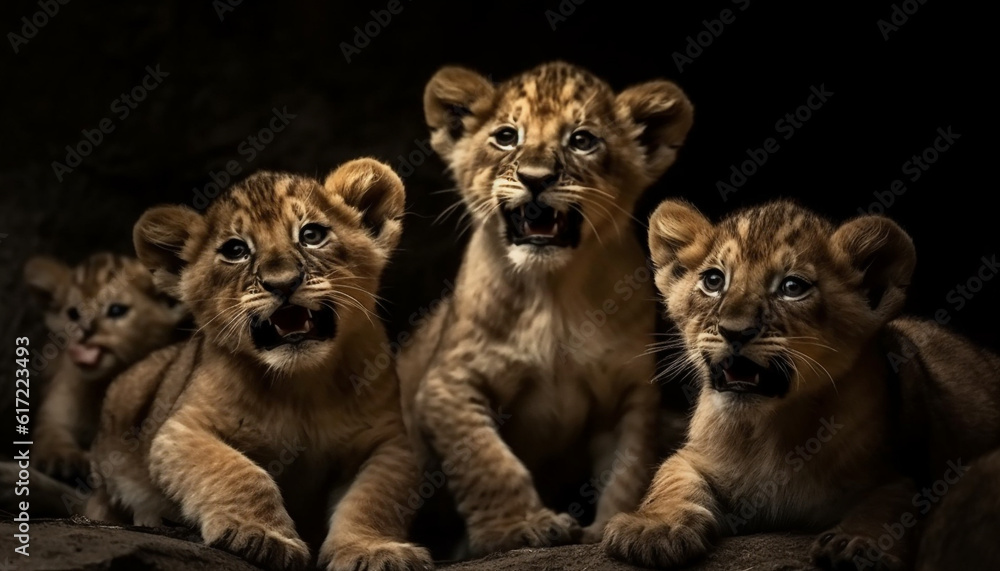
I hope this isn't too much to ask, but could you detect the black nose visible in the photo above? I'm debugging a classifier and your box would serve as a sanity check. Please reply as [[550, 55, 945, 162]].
[[718, 325, 763, 348], [517, 171, 559, 196], [261, 273, 303, 298]]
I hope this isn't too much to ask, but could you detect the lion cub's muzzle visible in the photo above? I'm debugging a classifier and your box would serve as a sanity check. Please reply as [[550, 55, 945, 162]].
[[250, 304, 337, 350], [501, 200, 582, 248], [706, 354, 791, 399]]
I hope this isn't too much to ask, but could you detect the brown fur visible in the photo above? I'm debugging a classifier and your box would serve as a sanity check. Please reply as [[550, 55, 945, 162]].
[[399, 61, 694, 555], [603, 200, 1000, 570], [85, 160, 432, 571], [23, 252, 186, 479]]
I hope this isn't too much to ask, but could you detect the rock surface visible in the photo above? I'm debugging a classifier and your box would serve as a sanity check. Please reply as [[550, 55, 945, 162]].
[[0, 519, 820, 571]]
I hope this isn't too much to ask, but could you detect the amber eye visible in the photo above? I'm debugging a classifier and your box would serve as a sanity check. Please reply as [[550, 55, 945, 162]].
[[492, 127, 519, 149], [106, 303, 130, 318], [299, 224, 328, 247], [66, 307, 80, 321], [699, 269, 726, 296], [569, 130, 598, 152], [219, 238, 250, 262], [779, 276, 813, 300]]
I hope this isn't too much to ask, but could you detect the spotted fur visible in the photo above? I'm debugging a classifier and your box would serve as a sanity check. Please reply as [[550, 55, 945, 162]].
[[23, 252, 187, 480], [85, 160, 432, 571], [399, 61, 694, 555], [603, 200, 1000, 570]]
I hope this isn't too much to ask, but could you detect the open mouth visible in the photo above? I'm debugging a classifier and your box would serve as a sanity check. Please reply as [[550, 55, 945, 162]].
[[250, 304, 337, 351], [502, 200, 582, 248], [68, 343, 104, 369], [709, 355, 791, 398]]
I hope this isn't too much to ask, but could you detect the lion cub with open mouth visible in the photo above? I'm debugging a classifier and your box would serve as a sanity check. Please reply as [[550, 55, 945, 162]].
[[603, 200, 1000, 570], [86, 160, 432, 571]]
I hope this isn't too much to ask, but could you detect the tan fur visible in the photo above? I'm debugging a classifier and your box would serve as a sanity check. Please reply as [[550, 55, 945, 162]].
[[399, 62, 694, 555], [23, 252, 186, 479], [603, 200, 1000, 570], [86, 160, 432, 571]]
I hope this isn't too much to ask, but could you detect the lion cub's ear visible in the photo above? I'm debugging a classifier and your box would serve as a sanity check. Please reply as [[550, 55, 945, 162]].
[[424, 66, 495, 159], [832, 216, 915, 320], [24, 256, 72, 310], [617, 80, 694, 180], [133, 205, 203, 299], [648, 200, 714, 292], [324, 158, 405, 252]]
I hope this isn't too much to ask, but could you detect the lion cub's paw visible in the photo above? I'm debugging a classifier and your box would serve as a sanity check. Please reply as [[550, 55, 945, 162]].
[[35, 443, 90, 480], [811, 528, 904, 571], [469, 508, 582, 555], [203, 513, 310, 570], [602, 511, 711, 568], [581, 521, 607, 544], [321, 540, 433, 571]]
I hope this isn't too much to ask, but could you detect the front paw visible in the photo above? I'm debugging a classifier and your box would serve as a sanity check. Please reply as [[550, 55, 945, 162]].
[[468, 508, 582, 555], [321, 540, 432, 571], [203, 513, 310, 570], [581, 521, 606, 544], [811, 528, 904, 571], [602, 511, 712, 568], [36, 443, 90, 480]]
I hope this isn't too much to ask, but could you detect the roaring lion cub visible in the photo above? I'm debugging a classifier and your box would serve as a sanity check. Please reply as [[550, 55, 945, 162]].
[[603, 200, 1000, 570], [24, 252, 186, 479], [399, 61, 694, 554], [86, 160, 433, 571]]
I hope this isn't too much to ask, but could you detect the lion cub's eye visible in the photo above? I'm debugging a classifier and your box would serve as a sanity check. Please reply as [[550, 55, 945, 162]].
[[491, 126, 520, 150], [66, 307, 80, 321], [106, 303, 130, 318], [568, 130, 599, 153], [699, 268, 726, 296], [779, 276, 813, 300], [299, 223, 328, 247], [219, 239, 250, 262]]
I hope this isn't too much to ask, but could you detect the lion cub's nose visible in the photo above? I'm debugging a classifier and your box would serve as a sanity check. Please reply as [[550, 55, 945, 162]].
[[517, 170, 559, 197], [718, 323, 763, 348], [261, 271, 303, 298]]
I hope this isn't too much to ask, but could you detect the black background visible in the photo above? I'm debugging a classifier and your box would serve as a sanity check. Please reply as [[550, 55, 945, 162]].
[[0, 0, 993, 414]]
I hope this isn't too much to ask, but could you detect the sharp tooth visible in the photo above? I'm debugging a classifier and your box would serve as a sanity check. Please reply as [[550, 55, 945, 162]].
[[307, 309, 313, 318]]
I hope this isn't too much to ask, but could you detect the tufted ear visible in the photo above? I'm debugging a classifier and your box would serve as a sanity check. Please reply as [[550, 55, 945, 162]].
[[648, 199, 714, 292], [617, 80, 694, 180], [24, 256, 72, 310], [424, 66, 495, 159], [832, 216, 915, 321], [133, 205, 203, 299], [324, 158, 406, 252]]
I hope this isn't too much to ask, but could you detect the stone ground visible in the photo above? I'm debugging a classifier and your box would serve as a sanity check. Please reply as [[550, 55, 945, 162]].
[[0, 519, 820, 571]]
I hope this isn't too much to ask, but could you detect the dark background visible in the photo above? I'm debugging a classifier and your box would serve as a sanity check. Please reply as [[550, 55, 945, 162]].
[[0, 0, 993, 415]]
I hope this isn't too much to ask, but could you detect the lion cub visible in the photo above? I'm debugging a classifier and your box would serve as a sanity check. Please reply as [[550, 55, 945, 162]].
[[86, 160, 432, 571], [399, 61, 694, 555], [603, 200, 1000, 570], [24, 252, 186, 479]]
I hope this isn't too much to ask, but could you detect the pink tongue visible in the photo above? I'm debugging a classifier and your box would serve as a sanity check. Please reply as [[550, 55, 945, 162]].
[[69, 344, 102, 366]]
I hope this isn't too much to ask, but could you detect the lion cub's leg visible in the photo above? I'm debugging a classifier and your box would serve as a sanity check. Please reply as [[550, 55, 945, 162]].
[[582, 384, 658, 543], [603, 449, 719, 568], [811, 478, 917, 571], [149, 415, 309, 570], [320, 434, 432, 571], [34, 369, 91, 479], [416, 369, 581, 556]]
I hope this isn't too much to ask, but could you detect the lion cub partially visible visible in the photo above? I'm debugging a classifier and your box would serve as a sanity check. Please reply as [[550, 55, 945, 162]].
[[24, 252, 187, 479], [399, 61, 694, 555], [603, 200, 1000, 570], [86, 160, 432, 571]]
